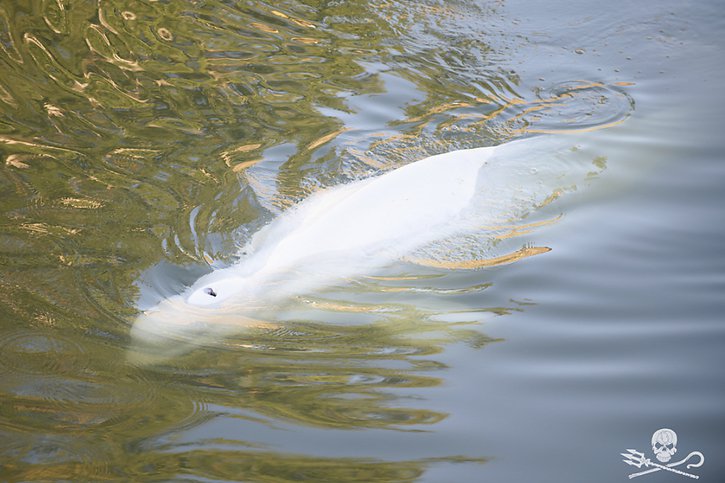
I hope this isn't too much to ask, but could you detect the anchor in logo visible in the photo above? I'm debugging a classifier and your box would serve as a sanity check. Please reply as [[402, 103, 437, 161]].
[[622, 428, 705, 479]]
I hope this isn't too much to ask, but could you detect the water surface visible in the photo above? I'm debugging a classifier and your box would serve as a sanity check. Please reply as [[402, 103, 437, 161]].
[[1, 0, 724, 481]]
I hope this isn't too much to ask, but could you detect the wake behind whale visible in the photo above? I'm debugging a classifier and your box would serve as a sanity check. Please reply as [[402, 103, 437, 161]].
[[130, 135, 601, 357]]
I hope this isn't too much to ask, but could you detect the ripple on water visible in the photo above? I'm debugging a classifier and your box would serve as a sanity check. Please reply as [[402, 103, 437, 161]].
[[0, 368, 166, 433], [0, 331, 171, 433], [0, 431, 113, 481], [524, 80, 635, 133], [0, 330, 89, 376]]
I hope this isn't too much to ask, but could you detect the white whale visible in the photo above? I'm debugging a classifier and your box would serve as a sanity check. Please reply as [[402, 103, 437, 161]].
[[130, 135, 599, 355]]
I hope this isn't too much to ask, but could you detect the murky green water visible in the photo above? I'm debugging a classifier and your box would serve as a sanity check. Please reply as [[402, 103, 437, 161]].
[[1, 0, 724, 481]]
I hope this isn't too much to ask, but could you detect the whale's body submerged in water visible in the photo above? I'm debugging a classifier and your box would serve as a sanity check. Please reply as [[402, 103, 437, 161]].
[[131, 135, 598, 354], [189, 144, 488, 306]]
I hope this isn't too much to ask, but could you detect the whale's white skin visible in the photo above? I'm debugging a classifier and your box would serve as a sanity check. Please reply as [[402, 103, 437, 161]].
[[130, 135, 598, 355], [189, 145, 489, 305]]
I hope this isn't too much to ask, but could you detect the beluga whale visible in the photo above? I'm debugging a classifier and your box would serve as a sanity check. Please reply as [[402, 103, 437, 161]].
[[130, 135, 601, 358]]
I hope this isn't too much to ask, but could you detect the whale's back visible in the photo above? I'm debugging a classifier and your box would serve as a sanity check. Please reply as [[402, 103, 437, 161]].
[[264, 146, 494, 269]]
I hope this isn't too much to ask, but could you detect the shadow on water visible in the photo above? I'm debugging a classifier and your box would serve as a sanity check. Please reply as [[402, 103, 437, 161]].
[[0, 0, 633, 480]]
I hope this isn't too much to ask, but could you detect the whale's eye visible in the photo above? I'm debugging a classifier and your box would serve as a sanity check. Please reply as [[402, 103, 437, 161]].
[[204, 287, 217, 297]]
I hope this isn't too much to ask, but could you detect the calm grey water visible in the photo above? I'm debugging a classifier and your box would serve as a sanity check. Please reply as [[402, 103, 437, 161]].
[[1, 0, 724, 481]]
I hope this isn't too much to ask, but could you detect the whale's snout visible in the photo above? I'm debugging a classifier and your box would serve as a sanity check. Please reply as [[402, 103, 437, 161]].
[[128, 293, 275, 364], [130, 295, 212, 348]]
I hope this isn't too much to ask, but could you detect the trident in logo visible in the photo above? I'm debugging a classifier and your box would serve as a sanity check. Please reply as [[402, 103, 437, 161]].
[[622, 429, 705, 479]]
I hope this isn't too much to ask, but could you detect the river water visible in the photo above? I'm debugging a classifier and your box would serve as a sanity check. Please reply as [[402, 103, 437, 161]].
[[1, 0, 724, 481]]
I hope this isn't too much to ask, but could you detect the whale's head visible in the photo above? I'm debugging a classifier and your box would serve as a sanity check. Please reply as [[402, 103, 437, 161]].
[[128, 274, 269, 363]]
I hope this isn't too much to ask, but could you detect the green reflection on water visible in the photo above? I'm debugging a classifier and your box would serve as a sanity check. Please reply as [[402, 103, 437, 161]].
[[0, 0, 516, 479], [0, 0, 625, 480], [4, 444, 485, 482]]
